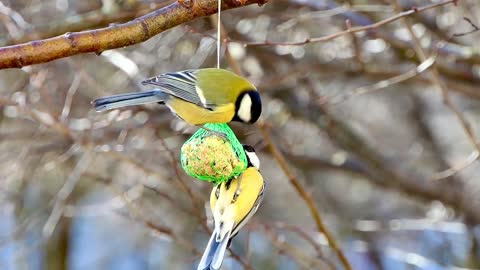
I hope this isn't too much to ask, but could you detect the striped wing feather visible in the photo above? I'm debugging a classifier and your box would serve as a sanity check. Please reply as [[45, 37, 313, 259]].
[[142, 69, 256, 108]]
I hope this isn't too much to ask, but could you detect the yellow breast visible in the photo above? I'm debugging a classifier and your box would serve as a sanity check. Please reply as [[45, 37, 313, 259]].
[[209, 168, 264, 225], [167, 97, 235, 125]]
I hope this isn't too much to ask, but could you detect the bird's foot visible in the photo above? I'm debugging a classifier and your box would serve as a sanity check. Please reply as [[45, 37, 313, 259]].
[[200, 126, 228, 141]]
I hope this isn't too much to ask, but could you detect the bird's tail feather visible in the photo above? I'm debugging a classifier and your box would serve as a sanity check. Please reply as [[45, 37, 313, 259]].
[[197, 230, 219, 270], [92, 90, 167, 112], [197, 228, 232, 270], [210, 229, 232, 270]]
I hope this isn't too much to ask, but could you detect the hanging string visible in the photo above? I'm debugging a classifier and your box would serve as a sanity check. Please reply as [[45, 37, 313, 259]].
[[217, 0, 221, 69]]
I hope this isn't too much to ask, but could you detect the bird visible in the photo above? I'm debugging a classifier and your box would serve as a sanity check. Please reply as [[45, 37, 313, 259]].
[[92, 68, 262, 125], [197, 145, 264, 270]]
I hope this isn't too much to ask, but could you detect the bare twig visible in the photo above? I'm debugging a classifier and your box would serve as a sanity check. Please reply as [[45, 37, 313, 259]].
[[345, 19, 364, 70], [273, 222, 337, 270], [453, 17, 480, 37], [158, 138, 199, 204], [59, 74, 81, 122], [260, 125, 353, 270], [430, 151, 479, 181], [326, 54, 436, 105], [0, 1, 30, 40], [262, 224, 334, 270], [42, 150, 92, 238], [230, 0, 455, 47]]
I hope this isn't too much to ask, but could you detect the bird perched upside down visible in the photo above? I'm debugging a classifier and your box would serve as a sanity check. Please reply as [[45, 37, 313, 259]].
[[198, 145, 264, 270], [92, 68, 262, 125]]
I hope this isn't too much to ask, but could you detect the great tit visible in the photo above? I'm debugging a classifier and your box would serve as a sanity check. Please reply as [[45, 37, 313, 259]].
[[92, 68, 262, 125], [197, 145, 264, 270]]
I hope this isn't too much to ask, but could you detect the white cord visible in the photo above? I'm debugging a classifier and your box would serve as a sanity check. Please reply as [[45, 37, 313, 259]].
[[217, 0, 221, 69]]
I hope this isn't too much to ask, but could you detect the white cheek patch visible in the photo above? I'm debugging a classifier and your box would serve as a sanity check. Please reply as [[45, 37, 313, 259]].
[[195, 86, 208, 105], [238, 95, 252, 122], [246, 151, 260, 170]]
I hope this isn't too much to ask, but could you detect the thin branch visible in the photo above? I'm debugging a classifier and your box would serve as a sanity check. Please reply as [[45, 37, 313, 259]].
[[100, 150, 190, 196], [430, 151, 479, 181], [262, 224, 334, 270], [106, 183, 201, 255], [326, 54, 436, 106], [345, 19, 364, 71], [453, 17, 480, 37], [408, 94, 473, 183], [0, 0, 268, 69], [42, 150, 92, 238], [231, 0, 455, 47], [158, 138, 199, 204], [392, 0, 453, 42], [0, 1, 30, 40], [260, 125, 353, 270], [59, 74, 81, 123], [273, 222, 337, 270], [353, 218, 466, 234]]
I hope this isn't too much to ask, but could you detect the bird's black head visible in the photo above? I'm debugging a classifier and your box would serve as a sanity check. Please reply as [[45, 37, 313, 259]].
[[243, 144, 260, 170], [233, 90, 262, 124]]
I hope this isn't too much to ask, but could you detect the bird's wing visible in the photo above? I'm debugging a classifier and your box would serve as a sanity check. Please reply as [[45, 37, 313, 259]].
[[231, 181, 264, 237], [141, 70, 204, 106]]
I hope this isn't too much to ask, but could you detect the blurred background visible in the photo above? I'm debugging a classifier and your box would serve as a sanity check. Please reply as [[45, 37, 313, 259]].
[[1, 0, 480, 269]]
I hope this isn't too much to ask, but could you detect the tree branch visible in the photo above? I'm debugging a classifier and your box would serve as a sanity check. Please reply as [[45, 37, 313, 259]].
[[0, 0, 173, 46], [0, 0, 267, 69]]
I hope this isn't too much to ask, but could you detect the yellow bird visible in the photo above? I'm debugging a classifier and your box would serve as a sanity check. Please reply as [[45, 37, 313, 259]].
[[92, 69, 262, 125], [198, 145, 264, 270]]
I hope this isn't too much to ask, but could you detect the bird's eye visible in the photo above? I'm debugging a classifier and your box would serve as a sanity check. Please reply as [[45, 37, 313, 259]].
[[215, 186, 220, 199]]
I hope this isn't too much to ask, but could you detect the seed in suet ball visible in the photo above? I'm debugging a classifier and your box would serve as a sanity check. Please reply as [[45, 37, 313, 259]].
[[181, 135, 246, 183]]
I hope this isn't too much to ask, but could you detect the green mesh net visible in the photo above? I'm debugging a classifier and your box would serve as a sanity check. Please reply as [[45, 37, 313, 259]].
[[180, 123, 248, 184]]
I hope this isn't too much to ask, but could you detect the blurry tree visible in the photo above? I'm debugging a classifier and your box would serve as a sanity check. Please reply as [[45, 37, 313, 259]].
[[0, 0, 480, 270]]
